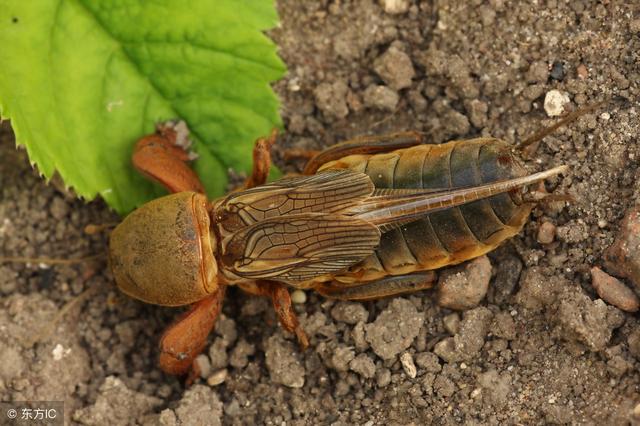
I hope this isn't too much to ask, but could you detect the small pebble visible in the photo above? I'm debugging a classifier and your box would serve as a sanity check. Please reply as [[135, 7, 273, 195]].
[[633, 402, 640, 420], [537, 222, 556, 244], [576, 64, 589, 79], [433, 307, 493, 363], [515, 267, 565, 311], [208, 338, 228, 370], [379, 0, 409, 14], [363, 84, 399, 111], [216, 316, 237, 346], [376, 368, 391, 387], [479, 6, 495, 26], [52, 344, 67, 361], [522, 84, 545, 101], [400, 352, 417, 378], [442, 313, 461, 335], [314, 81, 349, 119], [478, 370, 511, 407], [349, 353, 376, 379], [229, 339, 255, 369], [557, 288, 622, 351], [170, 385, 223, 425], [373, 46, 415, 90], [414, 353, 440, 374], [365, 298, 424, 360], [491, 311, 517, 340], [434, 374, 455, 397], [265, 335, 305, 388], [352, 321, 369, 351], [331, 302, 368, 325], [590, 267, 639, 312], [332, 346, 355, 372], [195, 354, 211, 379], [291, 289, 306, 304], [544, 90, 570, 117], [206, 369, 228, 387], [73, 377, 162, 424], [436, 256, 492, 310]]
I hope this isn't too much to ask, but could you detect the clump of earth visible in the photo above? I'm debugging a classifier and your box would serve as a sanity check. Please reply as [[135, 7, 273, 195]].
[[1, 1, 640, 424]]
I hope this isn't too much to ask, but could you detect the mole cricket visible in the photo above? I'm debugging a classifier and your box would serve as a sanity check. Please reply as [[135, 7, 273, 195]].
[[107, 103, 594, 380]]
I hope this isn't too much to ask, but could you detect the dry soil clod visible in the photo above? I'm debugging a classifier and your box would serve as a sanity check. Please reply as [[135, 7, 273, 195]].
[[435, 255, 492, 310], [537, 222, 556, 245]]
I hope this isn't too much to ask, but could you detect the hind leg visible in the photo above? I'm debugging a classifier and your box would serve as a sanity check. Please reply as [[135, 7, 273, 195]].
[[314, 272, 437, 301], [303, 131, 424, 174]]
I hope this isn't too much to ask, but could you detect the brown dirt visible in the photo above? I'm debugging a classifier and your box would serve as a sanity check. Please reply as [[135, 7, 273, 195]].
[[2, 1, 640, 424]]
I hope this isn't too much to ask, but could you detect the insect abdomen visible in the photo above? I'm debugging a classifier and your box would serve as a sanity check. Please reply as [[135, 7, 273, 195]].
[[321, 138, 533, 281]]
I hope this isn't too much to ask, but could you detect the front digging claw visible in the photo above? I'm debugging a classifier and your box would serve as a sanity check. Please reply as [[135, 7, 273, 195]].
[[157, 287, 226, 384]]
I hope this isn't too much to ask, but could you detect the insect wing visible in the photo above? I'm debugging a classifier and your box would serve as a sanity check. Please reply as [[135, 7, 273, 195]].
[[221, 214, 381, 283], [215, 170, 375, 232], [353, 166, 568, 228]]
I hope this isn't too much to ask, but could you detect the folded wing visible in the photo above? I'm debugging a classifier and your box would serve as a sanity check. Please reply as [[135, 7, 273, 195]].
[[217, 166, 567, 284], [220, 214, 380, 283], [215, 169, 375, 232]]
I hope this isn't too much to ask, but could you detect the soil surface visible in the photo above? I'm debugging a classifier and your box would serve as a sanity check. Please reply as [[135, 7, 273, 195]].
[[2, 1, 640, 425]]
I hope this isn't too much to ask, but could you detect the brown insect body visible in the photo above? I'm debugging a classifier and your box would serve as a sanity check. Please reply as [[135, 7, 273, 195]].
[[205, 136, 565, 301], [319, 138, 532, 284], [107, 126, 566, 378]]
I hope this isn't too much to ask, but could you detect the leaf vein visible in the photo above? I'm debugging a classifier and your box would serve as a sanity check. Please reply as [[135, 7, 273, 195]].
[[125, 38, 283, 74]]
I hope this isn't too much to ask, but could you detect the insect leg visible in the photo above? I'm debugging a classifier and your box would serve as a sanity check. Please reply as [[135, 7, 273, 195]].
[[133, 121, 205, 193], [158, 285, 227, 382], [244, 129, 278, 189], [314, 272, 437, 301], [281, 147, 321, 162], [237, 281, 309, 349], [303, 131, 424, 174]]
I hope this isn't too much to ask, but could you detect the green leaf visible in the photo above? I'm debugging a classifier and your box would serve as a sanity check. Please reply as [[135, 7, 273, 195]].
[[0, 0, 285, 213]]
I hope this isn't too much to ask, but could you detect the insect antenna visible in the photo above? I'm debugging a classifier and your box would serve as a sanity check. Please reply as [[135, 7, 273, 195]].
[[522, 192, 576, 204], [83, 222, 117, 235], [516, 97, 621, 152], [0, 253, 106, 265], [0, 222, 114, 265], [2, 222, 114, 346]]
